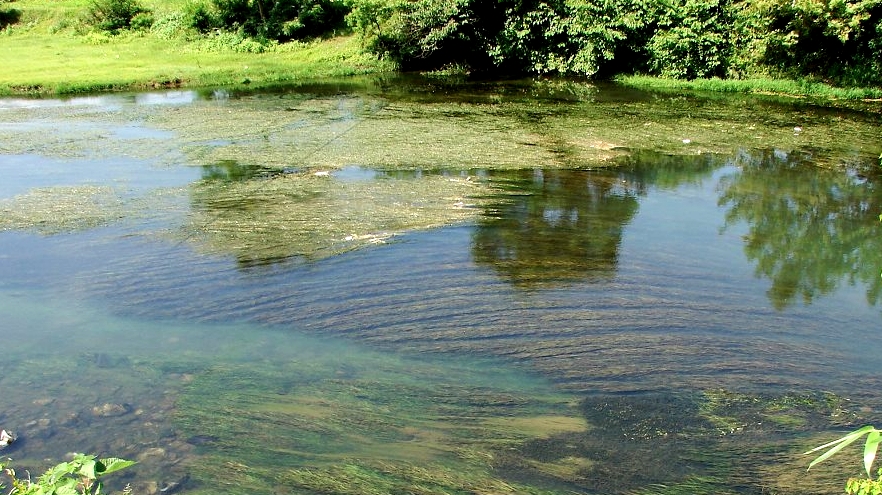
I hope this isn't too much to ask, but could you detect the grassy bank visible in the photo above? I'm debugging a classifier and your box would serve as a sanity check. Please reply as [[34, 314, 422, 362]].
[[0, 0, 393, 95], [1, 0, 881, 101], [0, 32, 390, 95], [616, 75, 882, 102]]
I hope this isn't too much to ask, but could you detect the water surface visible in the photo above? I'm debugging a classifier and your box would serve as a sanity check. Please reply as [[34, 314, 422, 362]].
[[1, 77, 881, 494]]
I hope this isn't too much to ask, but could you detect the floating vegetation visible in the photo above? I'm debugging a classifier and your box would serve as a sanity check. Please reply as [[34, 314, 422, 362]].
[[1, 77, 879, 255], [185, 166, 490, 265], [0, 184, 192, 236], [0, 186, 124, 234]]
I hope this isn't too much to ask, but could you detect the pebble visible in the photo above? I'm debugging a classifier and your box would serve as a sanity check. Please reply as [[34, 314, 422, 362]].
[[137, 447, 167, 462], [91, 403, 133, 417]]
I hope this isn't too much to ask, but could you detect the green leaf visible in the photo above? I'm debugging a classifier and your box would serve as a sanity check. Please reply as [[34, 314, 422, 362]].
[[96, 458, 136, 476], [41, 461, 72, 483], [806, 425, 878, 470], [54, 480, 80, 495], [76, 458, 98, 479], [864, 430, 882, 477], [50, 477, 81, 495]]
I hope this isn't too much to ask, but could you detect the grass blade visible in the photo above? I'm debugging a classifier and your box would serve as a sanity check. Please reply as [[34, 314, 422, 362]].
[[806, 426, 878, 471], [863, 430, 882, 477]]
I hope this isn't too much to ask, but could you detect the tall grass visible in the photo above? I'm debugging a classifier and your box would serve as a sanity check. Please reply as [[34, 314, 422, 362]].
[[617, 75, 882, 101]]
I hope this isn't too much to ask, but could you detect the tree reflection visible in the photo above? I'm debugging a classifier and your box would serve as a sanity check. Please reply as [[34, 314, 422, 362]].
[[472, 153, 720, 288], [718, 148, 882, 309], [473, 169, 639, 287]]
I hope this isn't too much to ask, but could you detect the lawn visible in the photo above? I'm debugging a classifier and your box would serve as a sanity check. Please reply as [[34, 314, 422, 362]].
[[0, 0, 391, 95]]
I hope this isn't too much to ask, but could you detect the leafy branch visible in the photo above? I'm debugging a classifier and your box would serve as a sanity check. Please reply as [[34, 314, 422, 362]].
[[806, 425, 882, 477], [2, 454, 136, 495]]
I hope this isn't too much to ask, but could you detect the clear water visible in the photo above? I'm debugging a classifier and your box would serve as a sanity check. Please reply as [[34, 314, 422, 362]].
[[1, 77, 881, 494]]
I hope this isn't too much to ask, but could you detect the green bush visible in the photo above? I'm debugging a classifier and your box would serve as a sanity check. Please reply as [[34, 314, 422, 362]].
[[130, 11, 154, 30], [209, 0, 351, 41], [743, 0, 882, 84], [88, 0, 152, 33], [196, 29, 275, 51], [365, 0, 502, 71], [0, 0, 20, 29], [349, 0, 882, 83], [150, 11, 198, 38], [184, 1, 217, 32], [2, 454, 136, 495], [351, 0, 663, 76], [647, 0, 734, 79], [212, 0, 250, 29]]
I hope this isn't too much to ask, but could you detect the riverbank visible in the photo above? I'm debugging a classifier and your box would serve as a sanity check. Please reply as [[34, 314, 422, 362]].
[[617, 75, 882, 104], [1, 0, 881, 104], [0, 31, 393, 95], [0, 6, 882, 105], [3, 31, 881, 108]]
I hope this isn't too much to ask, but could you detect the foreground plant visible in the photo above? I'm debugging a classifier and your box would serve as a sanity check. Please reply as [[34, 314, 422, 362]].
[[2, 454, 136, 495], [806, 425, 882, 494]]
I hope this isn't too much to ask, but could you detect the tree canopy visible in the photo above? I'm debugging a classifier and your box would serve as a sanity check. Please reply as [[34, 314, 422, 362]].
[[348, 0, 882, 85], [74, 0, 882, 85]]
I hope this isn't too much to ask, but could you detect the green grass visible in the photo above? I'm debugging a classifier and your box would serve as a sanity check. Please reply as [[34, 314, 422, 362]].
[[617, 74, 882, 102], [0, 0, 393, 95]]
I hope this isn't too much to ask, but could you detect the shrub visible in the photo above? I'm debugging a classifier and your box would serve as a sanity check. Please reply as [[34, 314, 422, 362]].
[[207, 0, 349, 40], [0, 0, 20, 29], [351, 0, 882, 82], [2, 454, 136, 495], [212, 0, 250, 29], [88, 0, 152, 33], [371, 0, 501, 71], [184, 1, 217, 32], [647, 0, 734, 79], [742, 0, 882, 84], [130, 11, 154, 30], [196, 29, 276, 51], [150, 11, 198, 39]]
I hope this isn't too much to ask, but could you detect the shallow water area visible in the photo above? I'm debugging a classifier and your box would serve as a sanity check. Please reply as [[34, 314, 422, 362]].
[[1, 77, 882, 494]]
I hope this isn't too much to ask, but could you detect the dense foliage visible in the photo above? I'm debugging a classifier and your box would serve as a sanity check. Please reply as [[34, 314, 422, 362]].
[[348, 0, 882, 85], [59, 0, 882, 85], [88, 0, 153, 32], [188, 0, 350, 40]]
